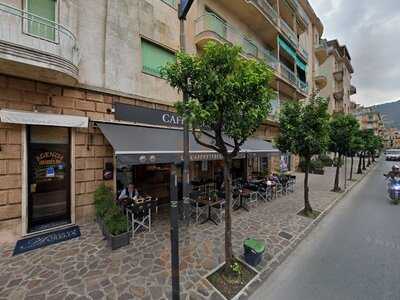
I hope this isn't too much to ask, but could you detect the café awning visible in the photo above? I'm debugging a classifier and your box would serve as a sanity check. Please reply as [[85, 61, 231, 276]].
[[97, 122, 280, 166], [0, 109, 89, 128]]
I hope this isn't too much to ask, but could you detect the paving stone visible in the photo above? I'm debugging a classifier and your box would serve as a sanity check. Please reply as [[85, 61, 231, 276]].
[[0, 162, 366, 299]]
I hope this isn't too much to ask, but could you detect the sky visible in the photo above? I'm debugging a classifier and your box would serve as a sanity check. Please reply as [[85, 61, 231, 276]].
[[308, 0, 400, 106]]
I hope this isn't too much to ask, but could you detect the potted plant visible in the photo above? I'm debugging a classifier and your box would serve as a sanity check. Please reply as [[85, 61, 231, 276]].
[[104, 205, 130, 250], [94, 184, 114, 236]]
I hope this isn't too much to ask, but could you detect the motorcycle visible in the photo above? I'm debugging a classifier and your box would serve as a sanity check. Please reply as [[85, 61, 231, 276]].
[[384, 175, 400, 204]]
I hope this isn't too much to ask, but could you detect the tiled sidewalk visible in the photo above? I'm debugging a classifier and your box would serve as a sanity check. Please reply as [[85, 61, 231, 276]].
[[0, 161, 369, 300]]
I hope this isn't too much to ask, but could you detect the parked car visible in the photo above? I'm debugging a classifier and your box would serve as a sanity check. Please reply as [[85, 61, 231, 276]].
[[385, 149, 400, 161]]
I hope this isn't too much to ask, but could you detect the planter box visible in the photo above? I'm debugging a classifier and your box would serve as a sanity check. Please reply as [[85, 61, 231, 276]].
[[96, 216, 107, 237], [106, 231, 130, 250]]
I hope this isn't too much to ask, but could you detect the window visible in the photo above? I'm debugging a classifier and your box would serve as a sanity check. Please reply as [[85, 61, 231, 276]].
[[26, 0, 57, 41], [161, 0, 176, 7], [141, 39, 175, 77]]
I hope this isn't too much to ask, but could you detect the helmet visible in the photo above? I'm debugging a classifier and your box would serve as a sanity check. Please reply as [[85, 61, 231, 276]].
[[393, 165, 400, 172]]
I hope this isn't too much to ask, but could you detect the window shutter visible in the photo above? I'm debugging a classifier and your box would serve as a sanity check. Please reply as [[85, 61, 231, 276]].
[[27, 0, 56, 41], [141, 40, 176, 77]]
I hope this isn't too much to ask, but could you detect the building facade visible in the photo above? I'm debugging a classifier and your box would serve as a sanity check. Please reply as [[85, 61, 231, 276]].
[[0, 0, 325, 239], [353, 107, 385, 137], [317, 39, 356, 114]]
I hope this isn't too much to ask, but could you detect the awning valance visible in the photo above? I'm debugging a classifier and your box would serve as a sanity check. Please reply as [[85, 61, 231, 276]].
[[0, 109, 88, 128], [296, 55, 307, 72], [278, 36, 296, 59], [97, 122, 280, 166]]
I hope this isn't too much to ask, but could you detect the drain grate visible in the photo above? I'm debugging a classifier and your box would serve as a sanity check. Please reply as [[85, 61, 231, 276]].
[[278, 231, 293, 240]]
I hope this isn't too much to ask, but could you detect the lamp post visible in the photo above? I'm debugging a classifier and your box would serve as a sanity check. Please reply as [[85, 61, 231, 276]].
[[169, 2, 194, 300]]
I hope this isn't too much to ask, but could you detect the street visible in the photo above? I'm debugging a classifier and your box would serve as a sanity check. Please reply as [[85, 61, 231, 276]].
[[250, 159, 400, 300]]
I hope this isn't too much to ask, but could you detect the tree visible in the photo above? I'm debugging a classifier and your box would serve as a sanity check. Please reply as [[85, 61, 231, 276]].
[[361, 130, 375, 168], [329, 114, 359, 192], [349, 129, 363, 180], [162, 42, 274, 268], [276, 96, 330, 216]]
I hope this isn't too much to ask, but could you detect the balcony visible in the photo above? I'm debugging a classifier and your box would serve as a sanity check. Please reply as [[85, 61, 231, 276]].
[[279, 63, 297, 85], [215, 0, 279, 45], [0, 3, 79, 85], [195, 14, 280, 71], [333, 66, 344, 82], [314, 74, 327, 90], [280, 19, 298, 47], [333, 86, 344, 101], [315, 40, 328, 64], [297, 79, 309, 95], [350, 85, 357, 95]]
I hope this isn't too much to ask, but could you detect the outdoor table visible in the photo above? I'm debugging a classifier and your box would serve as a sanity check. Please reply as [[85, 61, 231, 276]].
[[235, 189, 255, 212], [198, 197, 223, 225]]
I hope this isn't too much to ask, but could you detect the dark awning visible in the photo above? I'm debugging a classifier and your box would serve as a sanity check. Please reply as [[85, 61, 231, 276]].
[[97, 122, 280, 166]]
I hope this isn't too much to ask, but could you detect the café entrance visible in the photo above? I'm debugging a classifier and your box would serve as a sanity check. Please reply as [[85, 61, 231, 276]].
[[27, 126, 71, 233]]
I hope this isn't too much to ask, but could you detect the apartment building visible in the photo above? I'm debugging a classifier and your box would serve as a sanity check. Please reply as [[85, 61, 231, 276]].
[[0, 0, 324, 239], [354, 107, 385, 137], [317, 39, 356, 114], [383, 128, 400, 149]]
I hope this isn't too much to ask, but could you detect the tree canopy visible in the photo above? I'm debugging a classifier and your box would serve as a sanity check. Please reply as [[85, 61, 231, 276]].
[[329, 114, 360, 157]]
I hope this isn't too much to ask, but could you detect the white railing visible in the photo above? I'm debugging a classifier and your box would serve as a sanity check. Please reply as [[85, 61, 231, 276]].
[[280, 63, 297, 84], [250, 0, 278, 25], [0, 2, 79, 67], [260, 47, 279, 70], [280, 18, 298, 46]]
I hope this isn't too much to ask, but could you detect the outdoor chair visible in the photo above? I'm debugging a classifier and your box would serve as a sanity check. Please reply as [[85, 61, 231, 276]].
[[211, 198, 225, 224], [189, 191, 208, 224], [126, 198, 152, 239], [232, 188, 241, 209], [275, 182, 284, 197]]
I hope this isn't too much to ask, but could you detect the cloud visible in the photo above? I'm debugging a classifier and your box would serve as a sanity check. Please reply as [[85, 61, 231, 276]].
[[309, 0, 400, 106]]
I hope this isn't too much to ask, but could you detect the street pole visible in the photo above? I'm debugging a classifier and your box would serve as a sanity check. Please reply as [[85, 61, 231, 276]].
[[170, 164, 180, 300], [179, 6, 191, 225], [344, 155, 347, 190]]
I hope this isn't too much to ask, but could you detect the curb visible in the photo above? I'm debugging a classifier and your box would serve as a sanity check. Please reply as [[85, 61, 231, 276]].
[[238, 161, 379, 300]]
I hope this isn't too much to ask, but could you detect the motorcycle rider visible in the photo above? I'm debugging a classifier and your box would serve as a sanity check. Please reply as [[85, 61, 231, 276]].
[[385, 165, 400, 179]]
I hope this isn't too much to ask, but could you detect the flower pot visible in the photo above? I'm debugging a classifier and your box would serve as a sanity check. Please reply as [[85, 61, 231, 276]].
[[107, 231, 130, 250]]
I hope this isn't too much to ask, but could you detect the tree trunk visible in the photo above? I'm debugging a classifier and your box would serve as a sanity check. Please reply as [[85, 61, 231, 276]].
[[367, 155, 371, 167], [362, 153, 366, 170], [357, 154, 363, 174], [372, 153, 376, 163], [223, 157, 233, 267], [304, 157, 313, 215], [333, 154, 341, 192], [349, 156, 354, 180]]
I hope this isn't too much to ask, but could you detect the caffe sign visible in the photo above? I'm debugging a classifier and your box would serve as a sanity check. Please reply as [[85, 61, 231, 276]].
[[36, 151, 64, 166], [115, 102, 184, 128]]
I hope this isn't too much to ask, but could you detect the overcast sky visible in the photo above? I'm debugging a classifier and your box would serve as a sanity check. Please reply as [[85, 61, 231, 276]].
[[309, 0, 400, 106]]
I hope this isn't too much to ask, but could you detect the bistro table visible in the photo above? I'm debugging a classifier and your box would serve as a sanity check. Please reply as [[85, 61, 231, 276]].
[[235, 189, 256, 212], [198, 197, 223, 225]]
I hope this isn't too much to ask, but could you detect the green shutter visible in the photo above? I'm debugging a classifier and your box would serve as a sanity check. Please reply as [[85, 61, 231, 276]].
[[278, 36, 296, 59], [161, 0, 176, 7], [27, 0, 56, 41], [296, 55, 307, 72], [205, 13, 227, 39], [141, 40, 176, 77]]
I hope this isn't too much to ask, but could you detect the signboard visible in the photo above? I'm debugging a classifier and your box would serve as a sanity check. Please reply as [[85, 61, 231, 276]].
[[115, 102, 184, 128], [179, 0, 194, 19]]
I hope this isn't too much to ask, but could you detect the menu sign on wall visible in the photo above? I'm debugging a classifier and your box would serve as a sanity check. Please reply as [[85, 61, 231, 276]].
[[115, 103, 184, 128]]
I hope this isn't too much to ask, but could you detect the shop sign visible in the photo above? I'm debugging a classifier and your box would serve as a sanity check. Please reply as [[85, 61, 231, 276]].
[[115, 103, 184, 128], [188, 153, 223, 161]]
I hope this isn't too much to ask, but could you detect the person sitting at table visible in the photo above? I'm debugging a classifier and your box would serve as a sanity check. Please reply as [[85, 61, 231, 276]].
[[118, 183, 139, 201]]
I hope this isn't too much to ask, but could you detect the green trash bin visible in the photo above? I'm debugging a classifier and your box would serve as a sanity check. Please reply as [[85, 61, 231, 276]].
[[244, 238, 265, 266]]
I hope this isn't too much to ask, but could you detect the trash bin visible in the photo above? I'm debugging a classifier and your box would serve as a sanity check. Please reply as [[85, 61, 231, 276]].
[[244, 238, 265, 267]]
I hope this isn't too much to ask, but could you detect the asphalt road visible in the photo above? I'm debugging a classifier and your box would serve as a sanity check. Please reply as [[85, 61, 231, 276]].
[[250, 159, 400, 300]]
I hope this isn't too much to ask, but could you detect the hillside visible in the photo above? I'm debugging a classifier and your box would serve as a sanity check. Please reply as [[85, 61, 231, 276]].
[[373, 100, 400, 130]]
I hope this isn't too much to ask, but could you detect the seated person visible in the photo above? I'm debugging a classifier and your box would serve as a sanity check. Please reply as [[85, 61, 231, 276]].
[[118, 183, 139, 201]]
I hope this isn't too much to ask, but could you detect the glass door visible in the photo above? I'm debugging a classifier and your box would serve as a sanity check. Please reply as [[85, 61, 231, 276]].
[[28, 126, 71, 232]]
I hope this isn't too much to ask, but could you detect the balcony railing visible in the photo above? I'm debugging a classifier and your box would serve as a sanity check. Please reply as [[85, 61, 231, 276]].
[[280, 18, 298, 47], [0, 3, 79, 74], [280, 63, 297, 85], [196, 14, 279, 69], [298, 79, 308, 94], [250, 0, 278, 25], [196, 14, 306, 90]]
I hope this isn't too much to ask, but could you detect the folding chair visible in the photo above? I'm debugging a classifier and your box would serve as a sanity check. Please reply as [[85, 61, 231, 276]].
[[127, 200, 152, 239], [189, 191, 208, 224]]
